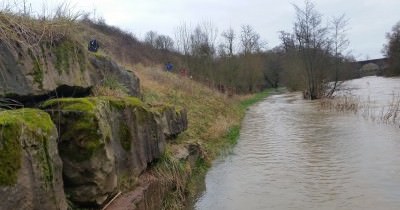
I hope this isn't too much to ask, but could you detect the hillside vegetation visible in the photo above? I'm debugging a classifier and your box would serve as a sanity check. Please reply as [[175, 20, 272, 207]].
[[0, 5, 269, 210]]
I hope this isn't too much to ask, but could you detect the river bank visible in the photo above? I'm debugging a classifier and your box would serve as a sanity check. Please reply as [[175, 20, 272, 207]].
[[131, 65, 271, 209]]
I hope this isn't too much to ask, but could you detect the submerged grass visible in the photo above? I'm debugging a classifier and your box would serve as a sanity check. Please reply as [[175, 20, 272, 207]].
[[319, 94, 400, 126]]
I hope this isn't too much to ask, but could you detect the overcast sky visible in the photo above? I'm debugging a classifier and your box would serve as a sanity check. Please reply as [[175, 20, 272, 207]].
[[21, 0, 400, 59]]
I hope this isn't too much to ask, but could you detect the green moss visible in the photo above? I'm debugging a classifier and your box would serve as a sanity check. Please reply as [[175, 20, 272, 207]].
[[0, 123, 21, 186], [119, 123, 131, 151], [0, 109, 54, 135], [53, 39, 86, 74], [0, 109, 55, 186], [54, 40, 73, 74], [42, 98, 96, 113], [123, 97, 143, 107], [76, 48, 86, 72], [93, 52, 107, 60], [101, 76, 129, 94], [42, 97, 150, 161], [27, 48, 44, 89], [57, 111, 103, 162], [41, 138, 53, 184], [43, 97, 144, 113], [32, 58, 44, 89], [42, 98, 106, 162]]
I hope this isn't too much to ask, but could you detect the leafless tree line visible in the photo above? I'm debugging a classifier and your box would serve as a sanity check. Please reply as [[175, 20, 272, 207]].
[[139, 1, 360, 96], [383, 21, 400, 76]]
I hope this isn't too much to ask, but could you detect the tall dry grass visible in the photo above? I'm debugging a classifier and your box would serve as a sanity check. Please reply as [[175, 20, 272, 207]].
[[131, 64, 243, 157], [128, 64, 248, 210], [379, 95, 400, 125], [319, 95, 361, 114], [0, 2, 81, 49], [320, 94, 400, 126]]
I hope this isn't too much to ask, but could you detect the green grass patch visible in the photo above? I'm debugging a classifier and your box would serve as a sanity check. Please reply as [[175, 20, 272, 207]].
[[226, 125, 241, 145], [240, 89, 270, 110]]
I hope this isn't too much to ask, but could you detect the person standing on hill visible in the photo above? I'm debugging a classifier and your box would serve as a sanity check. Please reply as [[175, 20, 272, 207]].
[[165, 62, 173, 72], [88, 39, 99, 52]]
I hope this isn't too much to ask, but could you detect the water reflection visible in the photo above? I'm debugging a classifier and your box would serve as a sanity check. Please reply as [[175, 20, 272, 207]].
[[195, 77, 400, 210]]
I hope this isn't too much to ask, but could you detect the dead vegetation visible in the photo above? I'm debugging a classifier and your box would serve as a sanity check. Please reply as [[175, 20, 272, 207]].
[[320, 94, 400, 126], [380, 95, 400, 125], [0, 2, 81, 48], [319, 95, 360, 114], [131, 64, 242, 156]]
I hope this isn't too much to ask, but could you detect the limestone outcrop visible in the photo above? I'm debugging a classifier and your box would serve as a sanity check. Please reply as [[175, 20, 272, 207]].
[[0, 39, 140, 103], [0, 109, 67, 210], [42, 97, 187, 206]]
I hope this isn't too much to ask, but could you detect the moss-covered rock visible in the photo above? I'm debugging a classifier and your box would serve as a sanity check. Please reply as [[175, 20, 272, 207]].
[[0, 38, 141, 102], [0, 108, 67, 210], [42, 96, 187, 207]]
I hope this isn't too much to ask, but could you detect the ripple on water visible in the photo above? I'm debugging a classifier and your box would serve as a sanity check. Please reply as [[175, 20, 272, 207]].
[[195, 77, 400, 210]]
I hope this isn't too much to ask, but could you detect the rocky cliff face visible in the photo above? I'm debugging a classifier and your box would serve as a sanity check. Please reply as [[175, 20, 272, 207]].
[[0, 109, 67, 210], [0, 39, 140, 104], [0, 24, 189, 210], [42, 97, 187, 206]]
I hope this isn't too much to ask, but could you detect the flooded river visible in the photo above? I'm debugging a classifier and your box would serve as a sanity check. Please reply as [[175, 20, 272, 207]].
[[195, 76, 400, 210]]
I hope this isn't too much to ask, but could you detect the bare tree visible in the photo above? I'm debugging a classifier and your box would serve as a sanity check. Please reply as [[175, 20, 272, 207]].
[[190, 26, 212, 57], [383, 21, 400, 76], [155, 35, 174, 51], [221, 27, 236, 56], [144, 30, 158, 47], [290, 0, 331, 99], [279, 31, 295, 53], [326, 14, 349, 97], [240, 25, 264, 55], [174, 22, 192, 55], [200, 21, 218, 53], [263, 50, 283, 88]]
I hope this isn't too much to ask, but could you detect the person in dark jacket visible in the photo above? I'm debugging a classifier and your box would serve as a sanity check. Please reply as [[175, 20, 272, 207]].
[[88, 39, 99, 52], [165, 62, 173, 72]]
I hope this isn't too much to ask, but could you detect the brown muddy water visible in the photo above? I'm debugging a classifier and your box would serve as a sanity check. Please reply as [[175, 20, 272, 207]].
[[194, 76, 400, 210]]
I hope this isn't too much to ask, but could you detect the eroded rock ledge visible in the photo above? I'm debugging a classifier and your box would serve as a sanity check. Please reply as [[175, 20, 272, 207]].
[[0, 96, 188, 210], [0, 39, 141, 105], [0, 109, 67, 210], [41, 97, 187, 207]]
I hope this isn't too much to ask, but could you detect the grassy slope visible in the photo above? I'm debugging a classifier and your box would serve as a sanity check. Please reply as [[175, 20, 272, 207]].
[[131, 64, 269, 209], [133, 64, 243, 157]]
